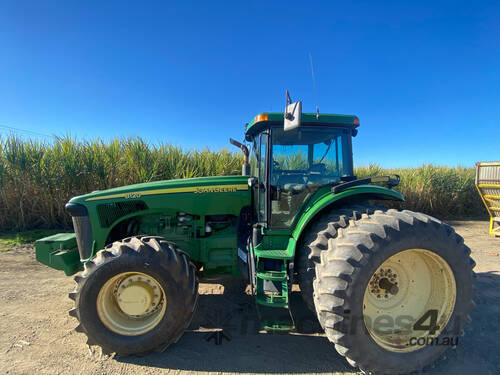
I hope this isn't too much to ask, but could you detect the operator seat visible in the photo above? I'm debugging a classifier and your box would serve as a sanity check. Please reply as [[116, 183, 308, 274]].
[[277, 174, 306, 193], [306, 163, 327, 185]]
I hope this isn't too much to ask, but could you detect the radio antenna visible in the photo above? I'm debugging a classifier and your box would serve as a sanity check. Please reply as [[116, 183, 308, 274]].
[[309, 52, 319, 119]]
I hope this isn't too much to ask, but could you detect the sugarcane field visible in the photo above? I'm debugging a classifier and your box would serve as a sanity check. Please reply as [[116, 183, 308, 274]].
[[1, 2, 499, 375]]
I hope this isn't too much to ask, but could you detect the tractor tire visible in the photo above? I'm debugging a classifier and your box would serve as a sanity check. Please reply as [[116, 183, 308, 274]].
[[312, 209, 475, 374], [69, 235, 198, 356], [296, 204, 378, 312]]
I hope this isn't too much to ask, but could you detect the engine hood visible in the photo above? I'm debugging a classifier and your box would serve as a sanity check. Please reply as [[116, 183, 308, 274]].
[[69, 175, 250, 205]]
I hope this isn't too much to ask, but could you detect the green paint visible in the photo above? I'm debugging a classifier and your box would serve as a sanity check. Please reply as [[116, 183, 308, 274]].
[[292, 184, 404, 240], [69, 175, 251, 263], [35, 110, 404, 331], [35, 233, 81, 275], [246, 112, 359, 136]]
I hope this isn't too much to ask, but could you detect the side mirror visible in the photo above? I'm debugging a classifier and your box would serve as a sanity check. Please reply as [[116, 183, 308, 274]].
[[284, 101, 302, 131], [284, 90, 302, 131]]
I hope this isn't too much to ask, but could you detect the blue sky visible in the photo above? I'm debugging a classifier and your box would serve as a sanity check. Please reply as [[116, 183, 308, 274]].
[[0, 1, 499, 167]]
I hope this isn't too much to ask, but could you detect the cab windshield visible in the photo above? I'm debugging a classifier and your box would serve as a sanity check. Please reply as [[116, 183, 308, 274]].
[[270, 126, 353, 228]]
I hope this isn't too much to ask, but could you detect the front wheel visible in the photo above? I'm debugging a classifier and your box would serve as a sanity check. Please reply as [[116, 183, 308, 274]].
[[69, 236, 198, 355], [313, 209, 475, 374]]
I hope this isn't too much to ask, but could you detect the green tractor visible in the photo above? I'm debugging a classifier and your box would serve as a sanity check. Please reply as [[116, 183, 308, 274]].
[[36, 99, 474, 374]]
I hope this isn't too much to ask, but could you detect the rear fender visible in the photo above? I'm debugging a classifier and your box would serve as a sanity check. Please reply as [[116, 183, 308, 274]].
[[291, 185, 404, 254]]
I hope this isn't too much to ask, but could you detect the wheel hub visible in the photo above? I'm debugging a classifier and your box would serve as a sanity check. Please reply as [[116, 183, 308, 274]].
[[97, 272, 167, 336], [369, 268, 399, 298], [363, 249, 456, 352], [116, 275, 161, 317]]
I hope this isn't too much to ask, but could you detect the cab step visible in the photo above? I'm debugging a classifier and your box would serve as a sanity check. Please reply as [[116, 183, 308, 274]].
[[254, 258, 294, 330]]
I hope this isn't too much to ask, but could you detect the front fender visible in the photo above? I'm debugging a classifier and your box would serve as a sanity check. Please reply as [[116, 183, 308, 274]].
[[292, 185, 404, 242]]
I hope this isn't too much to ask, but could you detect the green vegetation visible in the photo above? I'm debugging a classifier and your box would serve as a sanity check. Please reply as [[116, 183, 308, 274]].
[[0, 229, 61, 251], [356, 164, 485, 218], [0, 136, 486, 232], [274, 150, 309, 170], [0, 136, 243, 231]]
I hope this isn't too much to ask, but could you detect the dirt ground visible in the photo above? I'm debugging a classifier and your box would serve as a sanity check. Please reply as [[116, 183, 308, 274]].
[[0, 221, 499, 375]]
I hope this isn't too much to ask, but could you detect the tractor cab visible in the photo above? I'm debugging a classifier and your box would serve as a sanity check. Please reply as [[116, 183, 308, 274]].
[[240, 107, 362, 330], [245, 112, 360, 229]]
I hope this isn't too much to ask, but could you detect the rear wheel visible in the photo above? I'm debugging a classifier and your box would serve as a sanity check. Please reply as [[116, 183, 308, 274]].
[[312, 209, 475, 374], [296, 204, 377, 312], [69, 236, 198, 355]]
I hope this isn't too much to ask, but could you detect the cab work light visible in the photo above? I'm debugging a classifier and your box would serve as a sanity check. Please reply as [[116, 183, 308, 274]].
[[254, 114, 268, 123]]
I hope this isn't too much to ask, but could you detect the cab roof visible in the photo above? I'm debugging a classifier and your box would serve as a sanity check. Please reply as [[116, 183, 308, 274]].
[[245, 112, 360, 138]]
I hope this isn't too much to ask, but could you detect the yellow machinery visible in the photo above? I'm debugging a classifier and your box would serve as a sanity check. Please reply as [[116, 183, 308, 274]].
[[476, 161, 500, 237]]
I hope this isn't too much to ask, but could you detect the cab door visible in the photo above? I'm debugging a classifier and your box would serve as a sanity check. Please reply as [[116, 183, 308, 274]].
[[257, 131, 269, 226]]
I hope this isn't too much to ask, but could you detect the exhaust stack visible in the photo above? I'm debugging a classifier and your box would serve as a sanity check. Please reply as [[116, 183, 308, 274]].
[[229, 138, 250, 176]]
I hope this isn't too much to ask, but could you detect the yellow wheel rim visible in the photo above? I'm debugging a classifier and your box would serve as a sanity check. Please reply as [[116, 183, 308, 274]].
[[363, 249, 456, 352], [97, 272, 166, 336]]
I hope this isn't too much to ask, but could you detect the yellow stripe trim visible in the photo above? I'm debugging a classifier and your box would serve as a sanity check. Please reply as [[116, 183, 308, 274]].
[[477, 184, 500, 188], [85, 184, 249, 201], [484, 195, 500, 199], [477, 162, 500, 166]]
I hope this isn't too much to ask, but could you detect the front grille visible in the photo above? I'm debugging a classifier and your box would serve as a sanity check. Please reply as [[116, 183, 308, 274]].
[[72, 215, 93, 260], [97, 201, 148, 227]]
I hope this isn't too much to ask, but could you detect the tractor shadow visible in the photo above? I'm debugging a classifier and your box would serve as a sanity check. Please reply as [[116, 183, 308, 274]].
[[117, 277, 353, 374], [117, 272, 500, 374], [438, 270, 500, 374]]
